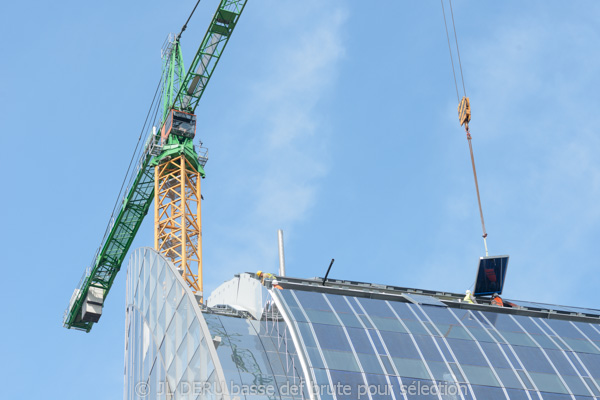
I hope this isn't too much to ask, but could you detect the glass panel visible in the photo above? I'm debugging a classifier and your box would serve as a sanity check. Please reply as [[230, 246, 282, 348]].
[[584, 377, 600, 396], [327, 369, 366, 400], [445, 338, 488, 366], [413, 335, 444, 362], [545, 320, 588, 339], [512, 345, 555, 373], [496, 367, 524, 389], [513, 316, 546, 335], [516, 370, 534, 390], [564, 352, 588, 376], [466, 326, 496, 343], [529, 372, 569, 394], [573, 322, 600, 342], [380, 355, 395, 375], [500, 331, 537, 347], [425, 360, 452, 382], [578, 353, 600, 379], [357, 352, 383, 374], [499, 343, 520, 368], [288, 306, 309, 323], [324, 293, 354, 313], [380, 331, 420, 359], [449, 362, 465, 382], [531, 334, 561, 350], [461, 364, 500, 387], [322, 349, 361, 372], [478, 342, 511, 369], [345, 327, 376, 354], [452, 309, 479, 327], [399, 378, 439, 400], [469, 384, 507, 400], [402, 319, 430, 336], [437, 324, 473, 340], [364, 374, 391, 400], [280, 290, 300, 307], [356, 298, 396, 318], [306, 346, 326, 369], [473, 255, 508, 296], [420, 306, 460, 325], [297, 322, 317, 348], [370, 316, 406, 333], [312, 368, 334, 400], [312, 324, 352, 351], [562, 374, 593, 396], [337, 312, 363, 328], [564, 337, 600, 354], [545, 348, 578, 376], [359, 315, 374, 329], [391, 357, 431, 380], [294, 291, 330, 311], [366, 330, 386, 355], [503, 388, 530, 400], [434, 337, 454, 361], [304, 309, 340, 326], [387, 301, 420, 321]]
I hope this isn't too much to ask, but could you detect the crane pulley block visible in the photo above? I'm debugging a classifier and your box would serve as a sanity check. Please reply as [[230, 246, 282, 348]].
[[458, 96, 471, 127]]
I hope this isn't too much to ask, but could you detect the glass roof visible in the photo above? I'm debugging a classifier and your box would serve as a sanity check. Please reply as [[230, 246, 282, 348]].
[[275, 288, 600, 400]]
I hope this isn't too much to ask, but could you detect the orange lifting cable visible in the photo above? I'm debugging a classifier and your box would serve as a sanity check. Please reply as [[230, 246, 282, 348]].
[[442, 0, 490, 255], [459, 97, 489, 256]]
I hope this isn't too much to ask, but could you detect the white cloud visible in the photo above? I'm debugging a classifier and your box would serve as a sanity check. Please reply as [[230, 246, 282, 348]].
[[204, 1, 347, 289]]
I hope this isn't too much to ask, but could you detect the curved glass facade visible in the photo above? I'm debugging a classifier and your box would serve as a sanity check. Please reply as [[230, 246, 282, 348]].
[[124, 249, 600, 400], [124, 248, 228, 400], [274, 289, 600, 400]]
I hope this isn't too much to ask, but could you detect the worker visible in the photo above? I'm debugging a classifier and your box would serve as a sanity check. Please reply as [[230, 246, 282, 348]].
[[271, 279, 283, 290], [491, 293, 504, 307], [256, 270, 275, 285], [463, 289, 476, 304]]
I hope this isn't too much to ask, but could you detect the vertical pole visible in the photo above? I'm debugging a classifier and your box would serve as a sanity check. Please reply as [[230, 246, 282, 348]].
[[180, 156, 187, 276], [154, 166, 160, 251], [197, 165, 203, 298], [278, 229, 286, 276]]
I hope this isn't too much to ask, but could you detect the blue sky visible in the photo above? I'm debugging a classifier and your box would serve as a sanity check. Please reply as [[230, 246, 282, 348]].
[[1, 0, 599, 398]]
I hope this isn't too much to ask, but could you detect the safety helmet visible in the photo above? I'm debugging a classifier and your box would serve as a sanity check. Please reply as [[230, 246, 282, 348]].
[[466, 290, 471, 294], [493, 293, 498, 297], [257, 271, 262, 277]]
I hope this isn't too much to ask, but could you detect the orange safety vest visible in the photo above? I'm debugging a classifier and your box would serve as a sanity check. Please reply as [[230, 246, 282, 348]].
[[492, 296, 503, 307]]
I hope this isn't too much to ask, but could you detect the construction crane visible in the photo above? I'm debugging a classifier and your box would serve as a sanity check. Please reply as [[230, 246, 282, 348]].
[[63, 0, 248, 332]]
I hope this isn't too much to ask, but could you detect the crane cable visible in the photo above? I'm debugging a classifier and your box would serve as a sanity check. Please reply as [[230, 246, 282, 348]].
[[100, 76, 164, 246], [441, 0, 489, 256], [177, 0, 203, 41]]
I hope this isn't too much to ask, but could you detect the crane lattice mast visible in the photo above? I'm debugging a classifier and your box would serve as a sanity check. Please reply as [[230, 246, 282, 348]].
[[64, 0, 247, 332]]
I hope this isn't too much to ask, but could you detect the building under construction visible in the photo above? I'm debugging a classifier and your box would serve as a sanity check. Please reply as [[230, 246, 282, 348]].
[[61, 2, 600, 400], [124, 248, 600, 400]]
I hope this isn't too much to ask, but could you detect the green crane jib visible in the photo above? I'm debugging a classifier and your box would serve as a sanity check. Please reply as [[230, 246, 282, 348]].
[[64, 0, 248, 332]]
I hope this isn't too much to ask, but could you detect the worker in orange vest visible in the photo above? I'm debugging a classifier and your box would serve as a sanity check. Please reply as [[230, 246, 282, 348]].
[[492, 293, 504, 307]]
